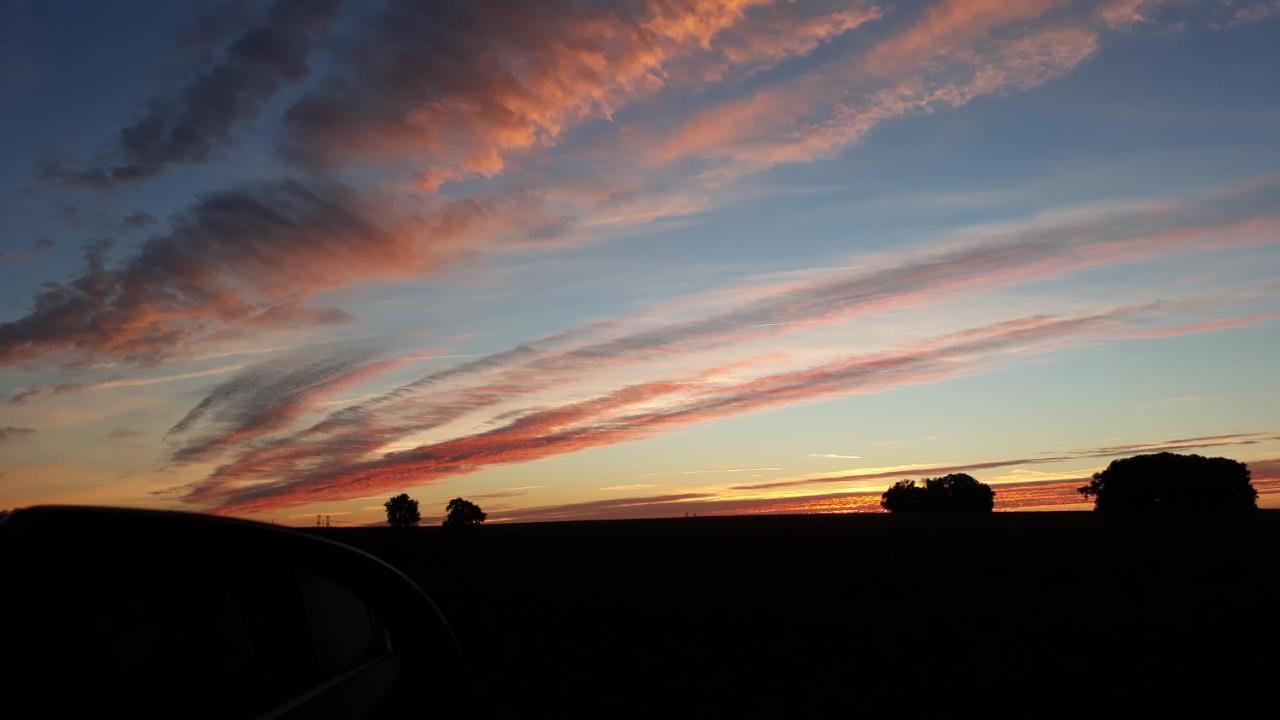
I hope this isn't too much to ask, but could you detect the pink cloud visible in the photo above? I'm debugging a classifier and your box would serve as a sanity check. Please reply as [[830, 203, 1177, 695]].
[[860, 0, 1070, 76], [192, 301, 1272, 514], [281, 0, 776, 190]]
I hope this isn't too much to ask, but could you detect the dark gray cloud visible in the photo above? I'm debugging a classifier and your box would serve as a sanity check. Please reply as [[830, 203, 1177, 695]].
[[165, 346, 392, 463], [193, 304, 1172, 512], [175, 0, 258, 70], [0, 425, 35, 442], [106, 425, 145, 440], [8, 379, 88, 404], [275, 0, 758, 187], [0, 236, 54, 263], [733, 432, 1280, 491], [276, 178, 1280, 454], [121, 212, 157, 230], [42, 0, 339, 188], [56, 206, 80, 226], [0, 179, 387, 366]]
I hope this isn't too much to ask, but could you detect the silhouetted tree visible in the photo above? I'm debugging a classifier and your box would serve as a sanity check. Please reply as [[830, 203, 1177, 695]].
[[881, 473, 995, 512], [384, 493, 421, 527], [1078, 452, 1256, 512], [443, 498, 486, 527], [881, 479, 929, 512]]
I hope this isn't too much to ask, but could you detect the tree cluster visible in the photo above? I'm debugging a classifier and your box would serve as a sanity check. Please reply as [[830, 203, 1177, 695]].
[[881, 473, 995, 512], [1078, 452, 1256, 512]]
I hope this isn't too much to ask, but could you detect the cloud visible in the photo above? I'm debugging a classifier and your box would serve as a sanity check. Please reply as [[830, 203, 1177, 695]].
[[1250, 457, 1280, 481], [9, 381, 88, 404], [132, 170, 1280, 514], [259, 177, 1280, 451], [12, 2, 1245, 371], [1068, 431, 1280, 458], [492, 451, 1280, 522], [0, 425, 35, 442], [736, 431, 1280, 490], [0, 237, 54, 263], [489, 476, 1092, 522], [187, 299, 1271, 514], [42, 0, 339, 187], [675, 3, 884, 84], [106, 425, 145, 441], [0, 172, 608, 367], [278, 0, 776, 189], [9, 362, 250, 404], [809, 453, 864, 460], [121, 212, 157, 230], [165, 346, 429, 464], [1097, 0, 1159, 29], [489, 492, 715, 523], [860, 0, 1069, 75], [0, 180, 417, 365], [1213, 2, 1280, 29], [174, 0, 257, 70], [645, 0, 1099, 182]]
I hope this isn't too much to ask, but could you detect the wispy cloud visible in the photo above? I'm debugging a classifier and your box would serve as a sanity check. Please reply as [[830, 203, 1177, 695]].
[[490, 453, 1280, 523], [10, 362, 250, 404], [185, 298, 1274, 514], [0, 237, 54, 263], [106, 425, 145, 441], [42, 0, 340, 187], [6, 0, 1211, 370], [0, 425, 35, 442], [278, 0, 836, 189], [165, 346, 439, 463], [210, 177, 1279, 464], [647, 0, 1097, 182], [737, 431, 1280, 491]]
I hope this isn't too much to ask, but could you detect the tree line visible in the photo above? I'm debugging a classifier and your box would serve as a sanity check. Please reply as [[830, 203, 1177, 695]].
[[380, 451, 1260, 526], [882, 452, 1257, 513]]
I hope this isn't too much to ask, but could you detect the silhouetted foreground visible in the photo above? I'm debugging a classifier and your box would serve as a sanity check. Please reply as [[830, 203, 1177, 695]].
[[1080, 452, 1257, 511], [881, 472, 994, 511], [315, 512, 1279, 717]]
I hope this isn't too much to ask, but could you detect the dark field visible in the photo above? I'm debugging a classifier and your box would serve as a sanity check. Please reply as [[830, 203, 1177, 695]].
[[315, 512, 1280, 717]]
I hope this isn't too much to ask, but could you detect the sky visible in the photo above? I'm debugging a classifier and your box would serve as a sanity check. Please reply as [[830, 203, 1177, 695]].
[[1, 0, 1278, 526]]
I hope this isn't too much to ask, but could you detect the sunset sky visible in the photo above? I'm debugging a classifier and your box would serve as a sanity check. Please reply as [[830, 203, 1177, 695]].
[[1, 0, 1278, 525]]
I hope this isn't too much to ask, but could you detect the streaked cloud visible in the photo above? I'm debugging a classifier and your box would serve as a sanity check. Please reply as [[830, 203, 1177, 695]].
[[9, 363, 250, 404], [3, 1, 1277, 520], [222, 177, 1279, 459], [278, 0, 812, 189], [1213, 1, 1280, 29], [165, 346, 436, 463], [7, 1, 1256, 373], [0, 425, 35, 442], [106, 425, 145, 441], [738, 431, 1280, 490], [187, 299, 1274, 513], [42, 0, 340, 187], [0, 237, 54, 264]]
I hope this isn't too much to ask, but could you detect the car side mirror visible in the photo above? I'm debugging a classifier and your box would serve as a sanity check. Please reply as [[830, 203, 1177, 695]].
[[0, 506, 462, 719]]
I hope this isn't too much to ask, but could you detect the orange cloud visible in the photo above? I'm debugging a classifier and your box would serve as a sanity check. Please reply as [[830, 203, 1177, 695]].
[[861, 0, 1069, 76], [195, 301, 1273, 514], [652, 23, 1098, 179], [282, 0, 774, 190]]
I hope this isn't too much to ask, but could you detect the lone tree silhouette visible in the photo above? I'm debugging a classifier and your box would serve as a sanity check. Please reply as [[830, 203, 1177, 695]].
[[384, 493, 421, 527], [881, 473, 995, 512], [443, 497, 486, 527], [1078, 452, 1256, 512]]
